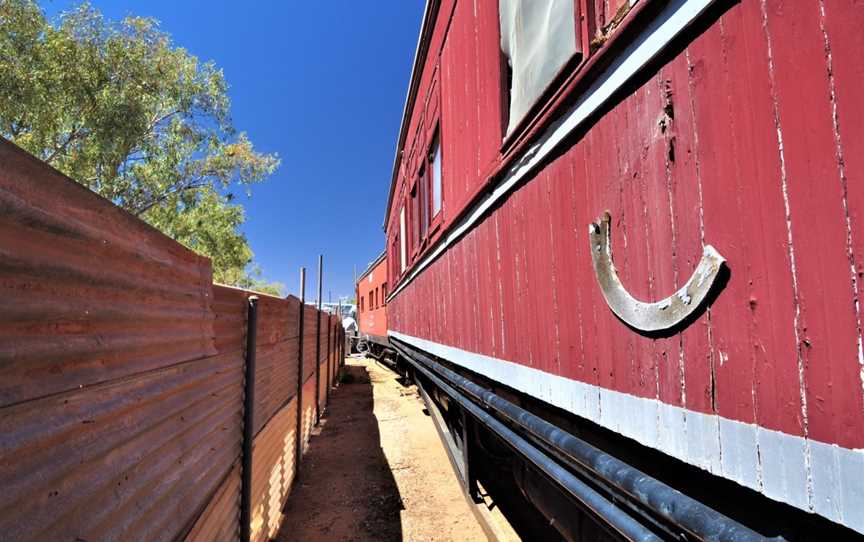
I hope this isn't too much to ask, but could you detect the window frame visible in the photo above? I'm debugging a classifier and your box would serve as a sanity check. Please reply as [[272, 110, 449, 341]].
[[399, 205, 407, 274], [498, 0, 589, 151], [428, 126, 443, 234], [409, 178, 421, 260], [418, 162, 429, 244]]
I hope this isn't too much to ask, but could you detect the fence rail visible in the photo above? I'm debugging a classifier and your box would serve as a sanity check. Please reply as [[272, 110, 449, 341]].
[[0, 138, 345, 542]]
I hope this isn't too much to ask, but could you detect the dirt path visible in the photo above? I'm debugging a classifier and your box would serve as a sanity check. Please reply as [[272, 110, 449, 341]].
[[276, 356, 487, 542]]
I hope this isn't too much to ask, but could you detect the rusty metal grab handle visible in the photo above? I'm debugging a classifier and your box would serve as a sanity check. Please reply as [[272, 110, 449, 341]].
[[588, 212, 725, 332]]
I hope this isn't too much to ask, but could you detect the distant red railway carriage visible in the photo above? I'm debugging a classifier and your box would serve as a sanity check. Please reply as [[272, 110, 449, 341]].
[[354, 252, 392, 359], [381, 0, 864, 538]]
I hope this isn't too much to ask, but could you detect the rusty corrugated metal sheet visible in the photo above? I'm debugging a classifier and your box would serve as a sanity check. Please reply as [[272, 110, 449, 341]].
[[212, 285, 248, 355], [252, 295, 300, 435], [255, 294, 298, 345], [0, 139, 243, 541], [249, 398, 297, 542], [212, 286, 302, 436], [0, 136, 338, 540], [317, 361, 327, 410], [316, 312, 329, 410], [299, 375, 317, 456], [247, 370, 333, 542], [185, 464, 241, 542], [254, 339, 299, 435], [0, 350, 243, 540], [0, 139, 216, 408], [302, 305, 318, 382]]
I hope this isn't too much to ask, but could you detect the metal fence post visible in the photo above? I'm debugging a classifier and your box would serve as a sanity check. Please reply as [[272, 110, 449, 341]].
[[326, 315, 331, 402], [295, 269, 305, 477], [336, 300, 342, 379], [314, 255, 323, 425], [240, 295, 258, 542]]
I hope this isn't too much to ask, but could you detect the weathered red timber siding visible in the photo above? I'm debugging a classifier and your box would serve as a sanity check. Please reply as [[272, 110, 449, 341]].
[[386, 0, 502, 253], [0, 138, 345, 541], [385, 0, 864, 531], [825, 3, 864, 422]]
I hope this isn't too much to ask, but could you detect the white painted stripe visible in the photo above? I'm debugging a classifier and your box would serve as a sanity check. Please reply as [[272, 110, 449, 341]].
[[388, 0, 717, 302], [390, 330, 864, 534]]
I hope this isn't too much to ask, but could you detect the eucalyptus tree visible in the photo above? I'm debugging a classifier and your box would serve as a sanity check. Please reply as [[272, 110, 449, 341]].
[[0, 0, 282, 293]]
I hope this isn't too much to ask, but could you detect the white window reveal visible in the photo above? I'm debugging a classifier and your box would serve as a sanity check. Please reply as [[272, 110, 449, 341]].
[[400, 206, 407, 272], [499, 0, 578, 134], [431, 133, 442, 216]]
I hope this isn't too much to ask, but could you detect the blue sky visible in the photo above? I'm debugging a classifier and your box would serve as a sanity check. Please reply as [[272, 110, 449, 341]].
[[42, 0, 425, 302]]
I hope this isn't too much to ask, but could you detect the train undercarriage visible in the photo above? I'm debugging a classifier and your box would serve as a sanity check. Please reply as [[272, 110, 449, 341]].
[[388, 339, 857, 542]]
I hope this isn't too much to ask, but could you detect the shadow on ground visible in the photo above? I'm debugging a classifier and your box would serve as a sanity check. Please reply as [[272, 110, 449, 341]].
[[276, 365, 403, 542]]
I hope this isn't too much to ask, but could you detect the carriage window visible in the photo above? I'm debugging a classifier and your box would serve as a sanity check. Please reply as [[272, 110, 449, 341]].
[[499, 0, 579, 135], [399, 206, 407, 272], [411, 183, 420, 252], [418, 166, 429, 239], [391, 238, 399, 282], [430, 133, 442, 216]]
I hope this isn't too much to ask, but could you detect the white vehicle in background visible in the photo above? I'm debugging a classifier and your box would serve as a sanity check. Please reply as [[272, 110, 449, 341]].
[[312, 302, 357, 333], [341, 306, 357, 336]]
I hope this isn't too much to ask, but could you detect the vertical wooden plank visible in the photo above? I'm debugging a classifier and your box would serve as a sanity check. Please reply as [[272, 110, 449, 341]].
[[465, 231, 475, 356], [513, 182, 534, 367], [635, 76, 678, 409], [637, 74, 683, 413], [492, 212, 509, 360], [567, 143, 600, 399], [688, 11, 752, 427], [524, 171, 555, 374], [689, 2, 807, 498], [821, 7, 864, 443], [475, 218, 498, 359], [580, 103, 628, 426], [475, 0, 505, 175], [497, 196, 518, 364], [611, 81, 652, 404], [765, 0, 864, 451], [449, 237, 463, 350], [658, 53, 714, 418], [547, 155, 581, 382]]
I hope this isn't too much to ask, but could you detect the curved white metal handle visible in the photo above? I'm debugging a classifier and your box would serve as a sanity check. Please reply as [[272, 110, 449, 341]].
[[588, 212, 725, 332]]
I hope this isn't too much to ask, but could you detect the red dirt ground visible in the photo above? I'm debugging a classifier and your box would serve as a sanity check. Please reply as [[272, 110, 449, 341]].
[[275, 356, 486, 542]]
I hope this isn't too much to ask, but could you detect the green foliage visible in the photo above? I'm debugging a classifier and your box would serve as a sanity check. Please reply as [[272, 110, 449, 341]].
[[0, 0, 281, 291]]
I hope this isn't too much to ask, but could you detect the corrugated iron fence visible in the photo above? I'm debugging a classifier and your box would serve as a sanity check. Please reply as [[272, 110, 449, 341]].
[[0, 138, 345, 542]]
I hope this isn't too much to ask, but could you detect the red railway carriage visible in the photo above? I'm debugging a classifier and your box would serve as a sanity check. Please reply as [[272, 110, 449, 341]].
[[383, 0, 864, 538], [354, 252, 392, 359]]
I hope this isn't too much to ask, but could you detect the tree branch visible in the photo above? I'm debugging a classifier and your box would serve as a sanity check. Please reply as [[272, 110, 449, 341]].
[[132, 178, 210, 216], [44, 126, 86, 164], [145, 108, 180, 134]]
